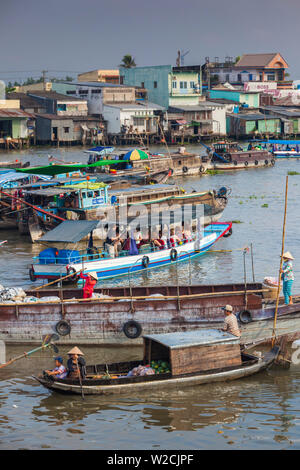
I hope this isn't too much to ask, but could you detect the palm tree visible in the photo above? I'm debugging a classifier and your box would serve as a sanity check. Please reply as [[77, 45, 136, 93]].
[[120, 54, 136, 68]]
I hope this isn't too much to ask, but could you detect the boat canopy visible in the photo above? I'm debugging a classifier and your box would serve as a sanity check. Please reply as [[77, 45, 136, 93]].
[[39, 220, 100, 243], [0, 171, 51, 185], [84, 146, 115, 155], [143, 329, 239, 349], [254, 139, 300, 145], [15, 159, 127, 176]]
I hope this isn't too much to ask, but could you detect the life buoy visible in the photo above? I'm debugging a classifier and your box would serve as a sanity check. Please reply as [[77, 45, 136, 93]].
[[264, 160, 269, 165], [170, 248, 178, 261], [67, 266, 78, 282], [254, 160, 259, 165], [182, 166, 188, 174], [223, 227, 232, 238], [271, 159, 275, 166], [233, 160, 237, 166], [122, 320, 142, 339], [237, 310, 252, 324], [29, 267, 36, 282], [142, 256, 149, 268], [199, 165, 205, 173], [55, 320, 71, 336], [244, 161, 248, 166]]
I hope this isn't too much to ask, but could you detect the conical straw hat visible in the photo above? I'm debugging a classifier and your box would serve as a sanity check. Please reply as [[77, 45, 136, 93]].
[[67, 346, 84, 355], [283, 251, 294, 260], [89, 271, 98, 280]]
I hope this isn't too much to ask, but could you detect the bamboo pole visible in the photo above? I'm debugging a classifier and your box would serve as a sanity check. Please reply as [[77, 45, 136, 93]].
[[272, 175, 289, 347], [33, 269, 82, 291], [15, 287, 272, 305]]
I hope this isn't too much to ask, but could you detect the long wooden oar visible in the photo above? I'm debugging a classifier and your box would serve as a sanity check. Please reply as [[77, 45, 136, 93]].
[[0, 334, 59, 369], [33, 269, 83, 291], [272, 175, 289, 348], [76, 358, 84, 400]]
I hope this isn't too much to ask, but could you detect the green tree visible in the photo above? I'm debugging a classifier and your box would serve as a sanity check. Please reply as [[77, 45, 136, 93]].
[[120, 54, 136, 68], [235, 56, 241, 64]]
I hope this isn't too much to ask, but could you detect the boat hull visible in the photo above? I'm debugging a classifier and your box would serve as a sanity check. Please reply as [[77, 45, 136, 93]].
[[33, 349, 278, 396]]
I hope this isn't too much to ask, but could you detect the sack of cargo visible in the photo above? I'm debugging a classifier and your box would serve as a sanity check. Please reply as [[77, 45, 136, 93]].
[[39, 247, 58, 265]]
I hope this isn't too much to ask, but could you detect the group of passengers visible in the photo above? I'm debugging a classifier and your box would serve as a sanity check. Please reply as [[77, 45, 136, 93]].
[[104, 224, 196, 258], [44, 347, 86, 380]]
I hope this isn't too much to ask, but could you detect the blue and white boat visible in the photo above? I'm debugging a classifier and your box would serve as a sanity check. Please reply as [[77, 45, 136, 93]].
[[254, 140, 300, 158], [30, 220, 232, 282]]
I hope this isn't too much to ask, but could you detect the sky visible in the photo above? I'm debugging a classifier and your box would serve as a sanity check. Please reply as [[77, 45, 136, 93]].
[[0, 0, 299, 84]]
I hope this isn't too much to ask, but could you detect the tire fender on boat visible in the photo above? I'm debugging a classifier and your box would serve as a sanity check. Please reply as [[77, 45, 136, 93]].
[[55, 320, 71, 336], [29, 266, 36, 282], [122, 320, 142, 339], [67, 266, 78, 282], [255, 160, 259, 165], [237, 310, 252, 324], [222, 227, 232, 238], [264, 159, 269, 165], [182, 166, 188, 174], [233, 160, 237, 166], [199, 165, 205, 173], [142, 256, 149, 268], [244, 160, 248, 166], [271, 159, 275, 166], [170, 248, 178, 261]]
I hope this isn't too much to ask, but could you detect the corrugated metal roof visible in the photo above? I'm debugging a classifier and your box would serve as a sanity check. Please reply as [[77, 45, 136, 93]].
[[40, 220, 100, 243], [28, 91, 85, 102], [0, 108, 33, 118], [143, 329, 239, 349]]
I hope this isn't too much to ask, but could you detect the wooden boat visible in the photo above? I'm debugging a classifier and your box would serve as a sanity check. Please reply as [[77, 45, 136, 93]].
[[1, 281, 300, 346], [22, 183, 228, 242], [203, 141, 275, 170], [33, 329, 279, 395], [256, 140, 300, 158], [84, 146, 209, 177], [30, 221, 232, 281]]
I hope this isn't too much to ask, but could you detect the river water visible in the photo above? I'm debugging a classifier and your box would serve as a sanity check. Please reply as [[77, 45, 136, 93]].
[[1, 145, 300, 450]]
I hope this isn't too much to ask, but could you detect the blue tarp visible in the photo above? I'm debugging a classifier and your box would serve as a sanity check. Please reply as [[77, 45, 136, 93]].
[[255, 140, 300, 145]]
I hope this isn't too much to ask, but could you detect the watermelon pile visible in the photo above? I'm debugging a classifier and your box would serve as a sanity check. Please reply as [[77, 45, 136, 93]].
[[150, 360, 171, 374]]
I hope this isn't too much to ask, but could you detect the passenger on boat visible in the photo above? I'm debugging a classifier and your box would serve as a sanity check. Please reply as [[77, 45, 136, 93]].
[[133, 227, 143, 248], [221, 305, 241, 337], [67, 347, 86, 379], [281, 251, 294, 305], [182, 222, 192, 243], [44, 356, 68, 379], [80, 271, 98, 299], [105, 225, 122, 257], [170, 228, 181, 247]]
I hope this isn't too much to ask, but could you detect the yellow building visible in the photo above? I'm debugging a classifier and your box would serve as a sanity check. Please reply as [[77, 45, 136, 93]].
[[77, 69, 120, 84]]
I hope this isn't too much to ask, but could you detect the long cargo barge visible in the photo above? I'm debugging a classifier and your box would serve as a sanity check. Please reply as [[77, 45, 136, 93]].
[[0, 283, 299, 346]]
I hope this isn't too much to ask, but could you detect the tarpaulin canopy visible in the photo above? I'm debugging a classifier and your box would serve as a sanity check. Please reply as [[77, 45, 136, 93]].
[[0, 171, 51, 185], [84, 146, 115, 155], [16, 159, 127, 176], [39, 220, 100, 243]]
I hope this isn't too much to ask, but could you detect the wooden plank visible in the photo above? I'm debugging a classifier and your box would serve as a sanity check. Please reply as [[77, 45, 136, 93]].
[[170, 343, 242, 375]]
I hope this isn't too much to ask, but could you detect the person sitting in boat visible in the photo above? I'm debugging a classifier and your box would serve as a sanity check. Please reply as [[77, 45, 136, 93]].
[[182, 222, 192, 243], [133, 227, 143, 248], [221, 305, 241, 337], [105, 225, 122, 258], [281, 251, 294, 305], [44, 356, 68, 380], [67, 347, 86, 379], [170, 228, 181, 247], [80, 271, 98, 299]]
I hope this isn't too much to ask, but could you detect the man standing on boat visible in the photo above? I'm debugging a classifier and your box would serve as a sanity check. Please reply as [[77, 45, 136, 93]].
[[281, 252, 294, 305], [221, 305, 241, 337]]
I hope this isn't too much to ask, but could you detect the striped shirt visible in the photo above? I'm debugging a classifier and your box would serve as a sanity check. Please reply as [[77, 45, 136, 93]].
[[222, 313, 241, 337]]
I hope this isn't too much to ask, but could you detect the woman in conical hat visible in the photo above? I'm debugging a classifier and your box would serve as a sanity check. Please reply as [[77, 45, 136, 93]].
[[281, 251, 294, 305], [79, 270, 98, 299], [67, 346, 84, 356], [67, 346, 86, 379]]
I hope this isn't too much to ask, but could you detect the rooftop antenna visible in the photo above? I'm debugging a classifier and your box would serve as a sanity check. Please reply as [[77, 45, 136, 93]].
[[180, 50, 190, 66]]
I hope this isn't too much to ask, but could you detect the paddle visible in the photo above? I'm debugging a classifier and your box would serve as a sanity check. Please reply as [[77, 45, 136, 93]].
[[75, 357, 85, 400], [0, 334, 59, 369]]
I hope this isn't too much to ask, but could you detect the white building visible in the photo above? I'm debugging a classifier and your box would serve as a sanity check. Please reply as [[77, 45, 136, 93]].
[[102, 102, 165, 134]]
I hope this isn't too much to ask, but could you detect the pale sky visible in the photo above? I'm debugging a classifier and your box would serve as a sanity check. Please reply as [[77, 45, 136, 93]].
[[0, 0, 298, 84]]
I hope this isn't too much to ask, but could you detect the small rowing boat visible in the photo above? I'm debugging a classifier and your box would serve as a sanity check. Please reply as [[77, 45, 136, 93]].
[[33, 329, 279, 395]]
